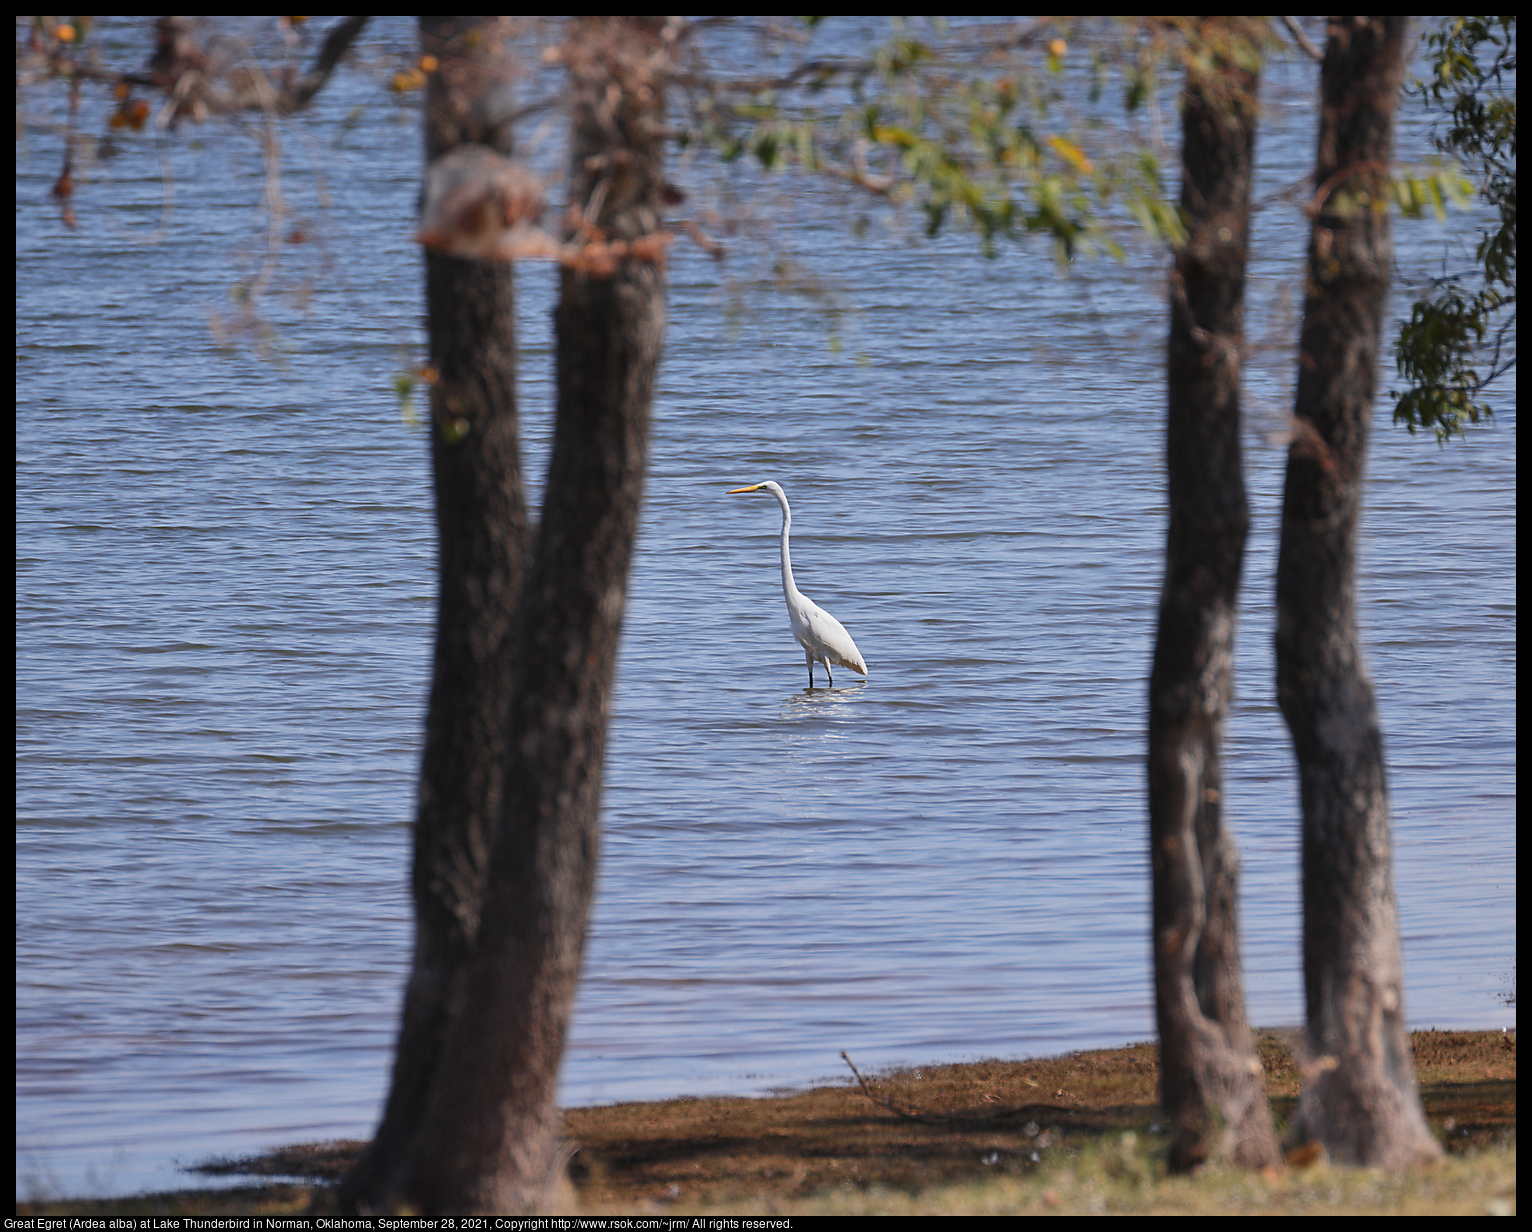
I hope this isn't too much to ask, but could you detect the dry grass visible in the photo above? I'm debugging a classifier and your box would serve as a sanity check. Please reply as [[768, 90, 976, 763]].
[[17, 1028, 1515, 1217]]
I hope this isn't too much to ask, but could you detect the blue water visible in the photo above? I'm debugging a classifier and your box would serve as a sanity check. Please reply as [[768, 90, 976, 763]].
[[16, 18, 1515, 1200]]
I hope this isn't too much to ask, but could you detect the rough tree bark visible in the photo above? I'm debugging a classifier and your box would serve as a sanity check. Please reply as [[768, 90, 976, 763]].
[[339, 17, 528, 1213], [1148, 21, 1283, 1174], [394, 17, 672, 1213], [1277, 15, 1441, 1168]]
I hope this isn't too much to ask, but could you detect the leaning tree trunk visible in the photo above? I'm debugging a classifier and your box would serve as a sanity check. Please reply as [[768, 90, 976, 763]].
[[1276, 15, 1440, 1168], [338, 18, 528, 1213], [1148, 22, 1283, 1174], [396, 17, 671, 1213]]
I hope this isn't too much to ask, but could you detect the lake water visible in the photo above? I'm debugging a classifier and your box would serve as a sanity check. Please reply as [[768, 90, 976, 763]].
[[16, 19, 1516, 1201]]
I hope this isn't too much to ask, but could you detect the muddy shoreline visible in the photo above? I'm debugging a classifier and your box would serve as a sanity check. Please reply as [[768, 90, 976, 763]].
[[18, 1027, 1516, 1215]]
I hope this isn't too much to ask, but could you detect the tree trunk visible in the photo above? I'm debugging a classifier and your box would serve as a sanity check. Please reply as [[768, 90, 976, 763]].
[[338, 18, 528, 1212], [1148, 23, 1282, 1174], [396, 17, 670, 1213], [1277, 15, 1440, 1169]]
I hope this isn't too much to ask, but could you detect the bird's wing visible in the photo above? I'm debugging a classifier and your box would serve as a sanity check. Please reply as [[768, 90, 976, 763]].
[[800, 602, 868, 674]]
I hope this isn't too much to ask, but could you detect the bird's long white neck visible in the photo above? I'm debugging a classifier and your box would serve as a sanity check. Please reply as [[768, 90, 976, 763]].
[[771, 485, 803, 605]]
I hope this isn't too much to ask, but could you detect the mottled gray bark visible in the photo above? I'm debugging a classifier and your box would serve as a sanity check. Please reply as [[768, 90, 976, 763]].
[[1277, 15, 1440, 1169], [338, 18, 528, 1214], [1149, 23, 1282, 1173], [395, 18, 671, 1213]]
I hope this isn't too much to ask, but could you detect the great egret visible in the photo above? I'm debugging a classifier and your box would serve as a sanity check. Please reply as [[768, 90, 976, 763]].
[[727, 480, 869, 689]]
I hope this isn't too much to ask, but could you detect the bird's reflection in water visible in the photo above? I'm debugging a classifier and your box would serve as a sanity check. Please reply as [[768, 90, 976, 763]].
[[781, 678, 866, 719]]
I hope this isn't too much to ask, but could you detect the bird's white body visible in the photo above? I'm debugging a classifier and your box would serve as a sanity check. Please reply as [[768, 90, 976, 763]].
[[727, 480, 868, 688]]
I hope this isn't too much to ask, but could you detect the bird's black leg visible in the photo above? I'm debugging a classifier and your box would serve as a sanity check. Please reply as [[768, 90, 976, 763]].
[[826, 663, 834, 687]]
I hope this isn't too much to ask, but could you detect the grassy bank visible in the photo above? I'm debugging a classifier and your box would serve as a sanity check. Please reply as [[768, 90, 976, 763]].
[[17, 1027, 1515, 1216]]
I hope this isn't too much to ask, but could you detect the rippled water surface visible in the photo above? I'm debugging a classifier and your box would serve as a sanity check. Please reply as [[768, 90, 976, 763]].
[[17, 20, 1515, 1199]]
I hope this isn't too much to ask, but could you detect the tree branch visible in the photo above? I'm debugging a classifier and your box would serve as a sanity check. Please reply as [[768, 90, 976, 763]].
[[840, 1051, 1048, 1126], [281, 14, 370, 113], [1281, 17, 1324, 63]]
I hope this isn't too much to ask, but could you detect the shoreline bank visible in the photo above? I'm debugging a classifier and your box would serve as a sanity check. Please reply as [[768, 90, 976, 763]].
[[18, 1027, 1515, 1216]]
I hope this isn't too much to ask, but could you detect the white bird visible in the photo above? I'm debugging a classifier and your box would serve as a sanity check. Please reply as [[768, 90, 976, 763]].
[[727, 480, 869, 689]]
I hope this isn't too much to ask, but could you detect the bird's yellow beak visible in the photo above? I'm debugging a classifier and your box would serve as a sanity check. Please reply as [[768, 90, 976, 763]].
[[726, 484, 761, 494]]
